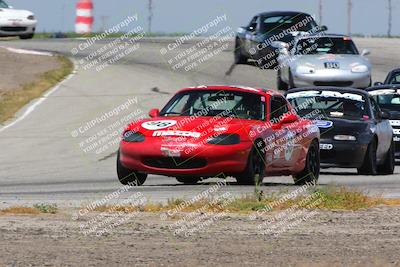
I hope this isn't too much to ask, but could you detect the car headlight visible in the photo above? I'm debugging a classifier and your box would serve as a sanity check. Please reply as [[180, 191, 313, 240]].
[[207, 134, 240, 145], [27, 15, 35, 20], [351, 65, 368, 73], [296, 65, 315, 74], [334, 135, 357, 141], [123, 131, 145, 142]]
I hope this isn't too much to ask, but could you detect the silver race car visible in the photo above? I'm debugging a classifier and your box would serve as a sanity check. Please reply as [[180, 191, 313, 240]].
[[276, 34, 372, 90]]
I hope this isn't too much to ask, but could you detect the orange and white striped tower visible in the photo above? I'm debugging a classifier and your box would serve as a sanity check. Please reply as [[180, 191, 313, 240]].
[[75, 0, 94, 34]]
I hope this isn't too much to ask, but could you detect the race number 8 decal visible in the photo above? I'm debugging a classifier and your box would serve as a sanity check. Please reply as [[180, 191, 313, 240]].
[[141, 120, 177, 130]]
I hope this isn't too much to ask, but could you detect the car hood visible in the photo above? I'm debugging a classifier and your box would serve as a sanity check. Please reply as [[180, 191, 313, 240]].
[[125, 116, 255, 141], [383, 110, 400, 127], [260, 31, 307, 46], [0, 8, 34, 19], [385, 110, 400, 120], [292, 54, 370, 71], [313, 117, 370, 139]]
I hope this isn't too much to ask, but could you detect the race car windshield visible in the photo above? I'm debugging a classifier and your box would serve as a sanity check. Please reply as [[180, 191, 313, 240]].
[[288, 93, 368, 120], [260, 14, 317, 34], [373, 93, 400, 111], [295, 37, 359, 55], [160, 90, 266, 121], [0, 0, 9, 8]]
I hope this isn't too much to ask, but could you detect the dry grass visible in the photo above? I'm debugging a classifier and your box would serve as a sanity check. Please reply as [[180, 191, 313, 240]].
[[90, 186, 400, 215], [0, 203, 58, 215], [0, 206, 40, 215], [0, 55, 73, 123], [2, 187, 399, 216], [381, 198, 400, 206]]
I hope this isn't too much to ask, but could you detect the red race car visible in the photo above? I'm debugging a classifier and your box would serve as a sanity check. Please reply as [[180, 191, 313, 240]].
[[117, 86, 320, 186]]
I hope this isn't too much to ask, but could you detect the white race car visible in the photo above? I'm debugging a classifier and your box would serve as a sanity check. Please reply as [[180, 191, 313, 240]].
[[276, 34, 372, 90], [0, 0, 36, 39]]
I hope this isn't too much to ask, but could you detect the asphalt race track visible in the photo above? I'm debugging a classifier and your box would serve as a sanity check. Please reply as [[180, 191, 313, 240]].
[[0, 37, 400, 207]]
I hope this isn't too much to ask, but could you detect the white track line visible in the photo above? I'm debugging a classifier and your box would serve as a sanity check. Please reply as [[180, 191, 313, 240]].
[[0, 59, 77, 133], [0, 46, 53, 56]]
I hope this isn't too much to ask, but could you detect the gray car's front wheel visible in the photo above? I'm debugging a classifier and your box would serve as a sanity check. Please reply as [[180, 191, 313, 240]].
[[288, 70, 295, 89], [277, 69, 289, 91], [234, 40, 248, 64]]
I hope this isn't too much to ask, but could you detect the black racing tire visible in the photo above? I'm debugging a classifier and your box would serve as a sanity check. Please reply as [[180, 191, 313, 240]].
[[357, 139, 378, 175], [255, 51, 266, 69], [277, 69, 289, 91], [175, 177, 201, 185], [117, 152, 147, 186], [293, 140, 320, 185], [19, 33, 34, 40], [234, 40, 248, 64], [288, 70, 295, 89], [235, 142, 265, 186], [377, 141, 395, 175]]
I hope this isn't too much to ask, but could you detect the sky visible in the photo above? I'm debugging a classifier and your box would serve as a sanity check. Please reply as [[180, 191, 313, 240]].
[[6, 0, 400, 36]]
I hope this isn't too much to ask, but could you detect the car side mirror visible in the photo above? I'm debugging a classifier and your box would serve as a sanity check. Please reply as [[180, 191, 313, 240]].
[[280, 113, 299, 124], [148, 108, 160, 118], [381, 111, 390, 120], [374, 82, 383, 86], [272, 41, 289, 50], [319, 25, 328, 31], [361, 49, 371, 56], [248, 24, 257, 32], [279, 48, 289, 56], [272, 41, 290, 55]]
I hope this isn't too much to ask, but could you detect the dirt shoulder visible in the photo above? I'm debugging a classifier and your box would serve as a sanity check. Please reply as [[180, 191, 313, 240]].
[[0, 47, 60, 92], [0, 47, 73, 123], [0, 206, 399, 266]]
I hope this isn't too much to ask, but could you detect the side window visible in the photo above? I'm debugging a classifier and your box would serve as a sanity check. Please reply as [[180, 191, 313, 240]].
[[370, 97, 381, 119], [270, 96, 289, 123], [390, 72, 400, 84]]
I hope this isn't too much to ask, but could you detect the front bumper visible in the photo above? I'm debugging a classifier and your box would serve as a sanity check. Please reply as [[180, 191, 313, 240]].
[[119, 139, 252, 177], [293, 69, 371, 89], [319, 140, 368, 168], [0, 21, 36, 36]]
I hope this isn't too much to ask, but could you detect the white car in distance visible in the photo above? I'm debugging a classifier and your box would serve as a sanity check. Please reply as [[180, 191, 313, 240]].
[[0, 0, 36, 39]]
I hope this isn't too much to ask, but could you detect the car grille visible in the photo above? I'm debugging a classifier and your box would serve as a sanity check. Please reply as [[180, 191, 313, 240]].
[[314, 81, 353, 87], [0, 26, 27, 32], [143, 157, 207, 169]]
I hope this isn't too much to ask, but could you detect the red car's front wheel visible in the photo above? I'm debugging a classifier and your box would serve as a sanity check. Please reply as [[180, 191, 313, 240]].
[[175, 177, 201, 185], [117, 152, 147, 186], [235, 143, 265, 186], [293, 140, 320, 185]]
